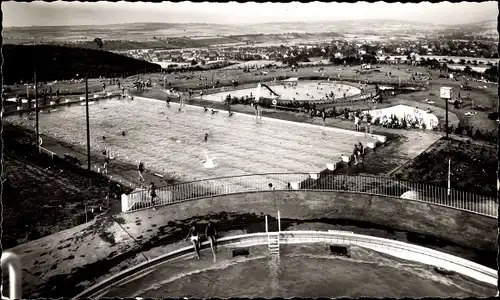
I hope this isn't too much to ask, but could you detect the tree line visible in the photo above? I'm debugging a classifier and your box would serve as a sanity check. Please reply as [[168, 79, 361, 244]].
[[3, 44, 162, 84]]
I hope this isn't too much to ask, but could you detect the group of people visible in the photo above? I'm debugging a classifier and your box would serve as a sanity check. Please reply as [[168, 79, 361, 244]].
[[186, 221, 219, 261], [341, 142, 365, 166]]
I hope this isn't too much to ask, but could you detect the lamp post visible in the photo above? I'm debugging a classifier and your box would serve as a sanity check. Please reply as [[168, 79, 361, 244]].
[[34, 70, 39, 152], [85, 78, 91, 171], [440, 87, 452, 140], [447, 158, 451, 196]]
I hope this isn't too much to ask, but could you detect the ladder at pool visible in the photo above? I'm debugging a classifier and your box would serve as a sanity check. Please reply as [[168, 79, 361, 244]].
[[265, 211, 281, 256]]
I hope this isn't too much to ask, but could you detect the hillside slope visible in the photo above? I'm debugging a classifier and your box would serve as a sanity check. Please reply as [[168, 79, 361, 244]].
[[2, 44, 161, 84]]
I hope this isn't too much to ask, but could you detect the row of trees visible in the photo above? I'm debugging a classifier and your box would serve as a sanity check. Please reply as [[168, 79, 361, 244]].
[[3, 44, 162, 85]]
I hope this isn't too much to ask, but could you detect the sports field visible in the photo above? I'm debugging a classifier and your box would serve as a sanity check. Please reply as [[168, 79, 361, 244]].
[[6, 97, 381, 187], [201, 81, 362, 102]]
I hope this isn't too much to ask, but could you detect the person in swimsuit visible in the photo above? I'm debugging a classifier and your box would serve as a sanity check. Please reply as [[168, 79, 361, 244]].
[[138, 161, 145, 182], [148, 182, 158, 210], [103, 150, 110, 174], [353, 144, 360, 165], [186, 223, 201, 259], [358, 142, 364, 158], [205, 221, 218, 255]]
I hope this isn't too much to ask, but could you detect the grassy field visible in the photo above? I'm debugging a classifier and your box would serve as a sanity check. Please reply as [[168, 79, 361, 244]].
[[3, 63, 424, 99], [392, 138, 497, 197]]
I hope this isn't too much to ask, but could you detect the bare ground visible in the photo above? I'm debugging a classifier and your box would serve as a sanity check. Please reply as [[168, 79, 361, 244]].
[[392, 137, 497, 197]]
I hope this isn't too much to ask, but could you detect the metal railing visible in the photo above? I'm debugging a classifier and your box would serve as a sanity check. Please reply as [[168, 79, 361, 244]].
[[74, 230, 497, 298], [1, 252, 22, 300], [122, 173, 498, 218], [38, 146, 56, 159]]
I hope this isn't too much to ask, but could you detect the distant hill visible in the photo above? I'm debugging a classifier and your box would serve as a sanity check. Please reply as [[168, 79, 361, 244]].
[[3, 19, 496, 48], [0, 20, 459, 42], [2, 44, 161, 84]]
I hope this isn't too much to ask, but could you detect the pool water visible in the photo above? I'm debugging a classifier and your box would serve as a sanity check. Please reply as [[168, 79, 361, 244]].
[[203, 81, 361, 102], [6, 97, 376, 185], [104, 244, 495, 298]]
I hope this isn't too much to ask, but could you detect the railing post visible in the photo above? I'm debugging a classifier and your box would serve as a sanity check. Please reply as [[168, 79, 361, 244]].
[[1, 252, 22, 300], [277, 211, 281, 233], [265, 215, 268, 233]]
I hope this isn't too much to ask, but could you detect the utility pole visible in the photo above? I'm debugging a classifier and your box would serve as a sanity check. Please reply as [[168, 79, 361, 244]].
[[445, 93, 449, 140], [26, 84, 29, 108], [85, 77, 91, 171], [447, 158, 451, 196], [440, 87, 451, 140], [34, 70, 39, 152]]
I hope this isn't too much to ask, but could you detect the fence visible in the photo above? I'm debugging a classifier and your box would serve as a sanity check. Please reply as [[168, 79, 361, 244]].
[[121, 173, 498, 218], [38, 146, 56, 159]]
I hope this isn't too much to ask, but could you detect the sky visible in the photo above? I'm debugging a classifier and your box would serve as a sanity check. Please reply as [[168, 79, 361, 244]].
[[2, 1, 498, 27]]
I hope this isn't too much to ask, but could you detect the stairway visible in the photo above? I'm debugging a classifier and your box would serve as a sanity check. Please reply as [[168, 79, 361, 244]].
[[267, 232, 280, 255]]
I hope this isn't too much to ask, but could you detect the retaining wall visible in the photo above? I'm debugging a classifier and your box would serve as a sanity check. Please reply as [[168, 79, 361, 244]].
[[177, 190, 497, 251]]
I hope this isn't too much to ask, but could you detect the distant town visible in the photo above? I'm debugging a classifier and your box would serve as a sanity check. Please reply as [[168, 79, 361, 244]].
[[113, 37, 498, 73]]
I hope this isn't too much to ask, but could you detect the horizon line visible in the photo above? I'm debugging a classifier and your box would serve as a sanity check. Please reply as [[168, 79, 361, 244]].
[[3, 18, 491, 29]]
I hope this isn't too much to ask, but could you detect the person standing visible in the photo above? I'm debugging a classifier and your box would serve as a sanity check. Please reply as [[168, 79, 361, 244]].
[[354, 114, 360, 131], [366, 113, 372, 134], [353, 144, 360, 166], [148, 182, 158, 210], [205, 221, 218, 261], [358, 142, 365, 158], [138, 161, 145, 182], [186, 223, 201, 259], [103, 149, 110, 174]]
